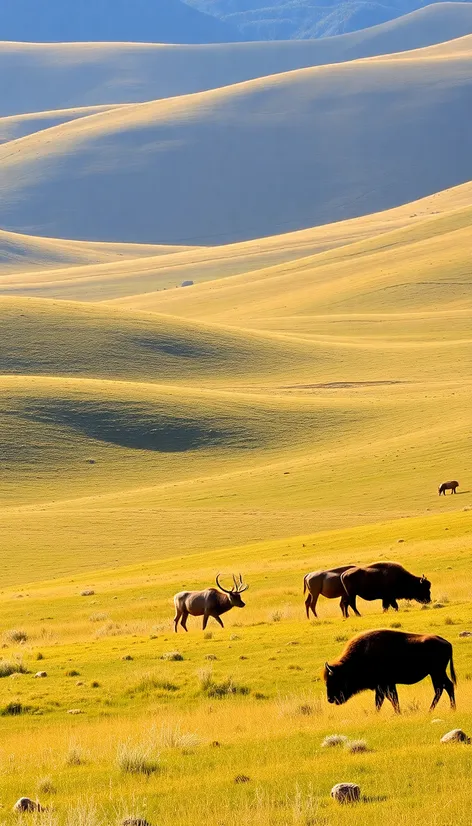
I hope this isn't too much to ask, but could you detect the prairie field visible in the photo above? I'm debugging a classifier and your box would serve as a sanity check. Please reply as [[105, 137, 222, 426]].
[[1, 8, 472, 824]]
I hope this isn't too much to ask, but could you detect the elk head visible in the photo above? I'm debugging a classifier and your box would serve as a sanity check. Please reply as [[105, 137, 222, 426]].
[[216, 573, 248, 608]]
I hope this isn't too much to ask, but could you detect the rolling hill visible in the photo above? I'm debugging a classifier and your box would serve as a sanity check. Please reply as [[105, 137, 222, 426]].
[[188, 0, 472, 38], [0, 0, 243, 44], [2, 3, 472, 117], [0, 37, 471, 245]]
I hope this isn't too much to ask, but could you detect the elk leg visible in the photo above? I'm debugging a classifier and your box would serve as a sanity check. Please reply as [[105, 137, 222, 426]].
[[180, 611, 189, 632], [375, 687, 385, 710], [213, 615, 225, 628], [305, 594, 313, 619], [386, 685, 400, 713], [202, 613, 209, 630], [173, 608, 182, 633]]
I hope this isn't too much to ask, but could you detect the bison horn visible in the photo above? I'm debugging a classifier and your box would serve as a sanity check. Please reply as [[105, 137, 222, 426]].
[[325, 662, 334, 676]]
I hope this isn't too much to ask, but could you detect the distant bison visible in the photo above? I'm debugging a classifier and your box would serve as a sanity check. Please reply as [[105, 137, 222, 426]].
[[324, 629, 456, 713], [341, 561, 431, 614], [439, 481, 459, 495], [303, 565, 358, 619]]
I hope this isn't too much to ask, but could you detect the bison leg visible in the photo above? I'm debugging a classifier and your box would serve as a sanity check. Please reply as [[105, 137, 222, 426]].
[[340, 597, 349, 619], [386, 686, 400, 713], [390, 599, 399, 612], [382, 599, 390, 613], [375, 687, 386, 710], [351, 597, 361, 617], [430, 673, 456, 711]]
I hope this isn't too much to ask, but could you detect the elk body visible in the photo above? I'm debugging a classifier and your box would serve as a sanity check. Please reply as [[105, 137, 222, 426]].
[[173, 574, 248, 632]]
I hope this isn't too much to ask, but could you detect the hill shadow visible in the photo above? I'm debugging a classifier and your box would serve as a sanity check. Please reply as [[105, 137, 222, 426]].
[[20, 399, 259, 453]]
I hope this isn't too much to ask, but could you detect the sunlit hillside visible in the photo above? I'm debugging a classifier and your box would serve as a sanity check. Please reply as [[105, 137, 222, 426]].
[[0, 19, 472, 826]]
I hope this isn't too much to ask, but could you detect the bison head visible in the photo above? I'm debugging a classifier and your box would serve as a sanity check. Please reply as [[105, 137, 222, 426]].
[[323, 662, 352, 705], [414, 575, 431, 604]]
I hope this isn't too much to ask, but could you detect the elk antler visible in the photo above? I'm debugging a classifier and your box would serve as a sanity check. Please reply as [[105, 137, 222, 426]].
[[216, 573, 233, 594], [236, 573, 249, 593]]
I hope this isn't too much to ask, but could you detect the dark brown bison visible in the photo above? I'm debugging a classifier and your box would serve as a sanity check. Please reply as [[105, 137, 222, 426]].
[[341, 561, 431, 613], [439, 480, 459, 495], [173, 574, 248, 632], [303, 565, 358, 619], [324, 629, 456, 712]]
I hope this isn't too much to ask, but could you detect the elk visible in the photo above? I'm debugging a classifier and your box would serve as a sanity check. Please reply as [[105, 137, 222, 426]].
[[173, 574, 248, 632], [303, 565, 358, 618]]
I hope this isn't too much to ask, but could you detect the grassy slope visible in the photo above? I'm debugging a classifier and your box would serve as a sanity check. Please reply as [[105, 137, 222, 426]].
[[1, 39, 472, 245], [2, 3, 472, 116]]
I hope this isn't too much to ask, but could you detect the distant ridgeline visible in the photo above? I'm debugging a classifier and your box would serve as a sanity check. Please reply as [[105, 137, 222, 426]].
[[186, 0, 472, 38], [0, 0, 244, 43]]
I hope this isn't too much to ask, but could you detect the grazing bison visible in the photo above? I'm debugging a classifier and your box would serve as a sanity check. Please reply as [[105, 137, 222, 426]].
[[303, 565, 358, 619], [341, 561, 431, 614], [324, 629, 456, 712], [439, 480, 459, 495], [173, 574, 248, 632]]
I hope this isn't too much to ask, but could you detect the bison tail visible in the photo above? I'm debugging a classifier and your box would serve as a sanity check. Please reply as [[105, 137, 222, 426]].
[[303, 576, 307, 595], [449, 651, 457, 685]]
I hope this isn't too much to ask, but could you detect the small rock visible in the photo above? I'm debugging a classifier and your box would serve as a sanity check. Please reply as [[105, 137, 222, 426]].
[[211, 741, 221, 747], [431, 718, 444, 724], [459, 631, 472, 638], [34, 671, 47, 678], [346, 739, 369, 753], [76, 681, 84, 686], [441, 729, 471, 744], [331, 783, 361, 804], [122, 655, 133, 661], [67, 709, 84, 715], [398, 539, 405, 543], [81, 589, 95, 597], [13, 798, 42, 813]]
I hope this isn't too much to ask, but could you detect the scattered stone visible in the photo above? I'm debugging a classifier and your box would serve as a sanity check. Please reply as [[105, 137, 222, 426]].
[[441, 729, 471, 744], [459, 631, 472, 638], [34, 671, 47, 678], [431, 718, 444, 724], [397, 539, 405, 543], [81, 590, 95, 597], [205, 654, 217, 661], [331, 783, 361, 804], [122, 655, 134, 661], [76, 681, 84, 686], [13, 798, 42, 813], [181, 280, 194, 287], [211, 741, 221, 748], [322, 734, 349, 748], [234, 774, 251, 784], [67, 709, 84, 715]]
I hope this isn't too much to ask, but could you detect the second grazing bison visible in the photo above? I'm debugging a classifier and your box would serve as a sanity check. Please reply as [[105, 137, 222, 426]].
[[303, 565, 358, 619], [324, 629, 456, 712], [439, 480, 459, 495], [341, 561, 431, 614]]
